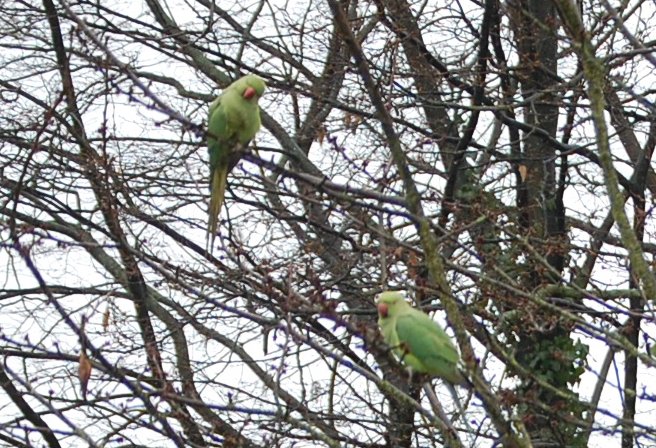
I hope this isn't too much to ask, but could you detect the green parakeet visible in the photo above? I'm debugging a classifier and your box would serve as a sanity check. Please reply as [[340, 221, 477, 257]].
[[376, 290, 463, 384], [207, 74, 266, 248]]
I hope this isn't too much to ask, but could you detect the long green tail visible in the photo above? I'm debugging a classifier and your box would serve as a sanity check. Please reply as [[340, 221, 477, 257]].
[[207, 165, 228, 252]]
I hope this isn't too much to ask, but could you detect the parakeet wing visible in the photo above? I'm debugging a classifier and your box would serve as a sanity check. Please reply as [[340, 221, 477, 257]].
[[207, 97, 235, 250], [208, 96, 237, 143], [395, 311, 459, 373]]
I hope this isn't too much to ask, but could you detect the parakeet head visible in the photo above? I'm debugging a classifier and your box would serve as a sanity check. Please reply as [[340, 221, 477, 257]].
[[232, 74, 266, 101], [376, 290, 409, 318]]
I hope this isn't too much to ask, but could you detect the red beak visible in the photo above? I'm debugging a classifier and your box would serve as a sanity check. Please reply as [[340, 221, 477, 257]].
[[243, 86, 256, 100], [377, 303, 389, 318]]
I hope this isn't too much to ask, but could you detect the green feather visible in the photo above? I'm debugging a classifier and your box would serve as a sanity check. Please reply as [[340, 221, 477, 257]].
[[377, 291, 462, 384], [206, 75, 266, 250], [377, 291, 470, 430]]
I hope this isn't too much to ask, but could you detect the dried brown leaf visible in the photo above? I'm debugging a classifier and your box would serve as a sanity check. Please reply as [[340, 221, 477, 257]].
[[518, 164, 528, 182], [79, 351, 92, 399]]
